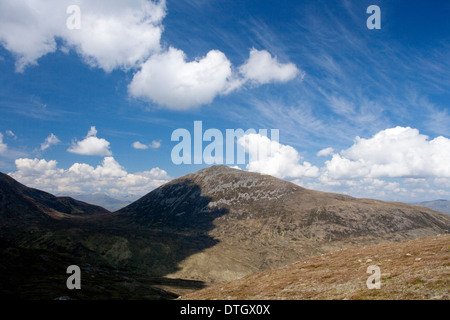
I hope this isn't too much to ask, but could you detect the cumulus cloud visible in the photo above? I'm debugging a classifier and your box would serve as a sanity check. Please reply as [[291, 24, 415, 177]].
[[237, 133, 319, 179], [129, 47, 301, 109], [40, 133, 60, 151], [239, 48, 300, 84], [231, 127, 450, 202], [132, 141, 149, 150], [9, 156, 171, 196], [68, 126, 112, 156], [0, 1, 300, 109], [317, 147, 334, 157], [132, 140, 161, 150], [0, 133, 7, 154], [150, 140, 161, 149], [0, 0, 166, 72], [129, 47, 234, 110], [324, 127, 450, 179]]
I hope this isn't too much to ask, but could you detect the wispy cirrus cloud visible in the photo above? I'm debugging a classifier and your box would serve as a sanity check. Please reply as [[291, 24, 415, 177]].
[[40, 133, 60, 151]]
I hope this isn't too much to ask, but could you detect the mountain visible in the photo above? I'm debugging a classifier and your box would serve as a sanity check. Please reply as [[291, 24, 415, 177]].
[[181, 234, 450, 300], [413, 200, 450, 215], [117, 165, 450, 284], [63, 193, 133, 212], [0, 172, 109, 235], [1, 166, 449, 298], [0, 172, 203, 299]]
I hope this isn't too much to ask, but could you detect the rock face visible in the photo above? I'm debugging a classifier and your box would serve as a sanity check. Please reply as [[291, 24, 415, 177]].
[[118, 166, 450, 283]]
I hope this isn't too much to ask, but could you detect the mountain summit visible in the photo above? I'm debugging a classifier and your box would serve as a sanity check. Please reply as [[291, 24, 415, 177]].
[[0, 172, 109, 236], [0, 167, 449, 294], [118, 165, 450, 283]]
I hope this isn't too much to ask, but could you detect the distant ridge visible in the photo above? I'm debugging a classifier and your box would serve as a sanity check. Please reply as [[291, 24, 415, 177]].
[[62, 193, 133, 212], [413, 199, 450, 215]]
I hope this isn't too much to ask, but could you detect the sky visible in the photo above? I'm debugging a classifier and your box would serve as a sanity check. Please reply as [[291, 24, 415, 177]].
[[0, 0, 449, 202]]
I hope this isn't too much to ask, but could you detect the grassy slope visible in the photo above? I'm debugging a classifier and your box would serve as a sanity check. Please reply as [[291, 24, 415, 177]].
[[181, 234, 450, 300]]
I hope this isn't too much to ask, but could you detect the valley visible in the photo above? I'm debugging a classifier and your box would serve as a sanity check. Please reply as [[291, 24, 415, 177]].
[[1, 166, 449, 299]]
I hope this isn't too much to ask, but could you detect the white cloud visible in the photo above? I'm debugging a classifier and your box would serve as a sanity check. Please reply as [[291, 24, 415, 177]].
[[9, 156, 171, 197], [68, 126, 112, 156], [0, 0, 166, 72], [150, 140, 161, 149], [132, 141, 149, 150], [324, 127, 450, 179], [129, 47, 234, 110], [132, 140, 161, 150], [0, 133, 8, 154], [1, 1, 300, 110], [86, 126, 97, 137], [317, 147, 334, 157], [5, 130, 16, 140], [239, 48, 300, 85], [229, 127, 450, 203], [40, 133, 60, 151], [129, 47, 301, 109], [237, 133, 319, 179]]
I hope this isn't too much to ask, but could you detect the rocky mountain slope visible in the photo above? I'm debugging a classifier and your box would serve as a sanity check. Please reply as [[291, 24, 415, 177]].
[[181, 234, 450, 300], [1, 166, 449, 298], [117, 165, 450, 284]]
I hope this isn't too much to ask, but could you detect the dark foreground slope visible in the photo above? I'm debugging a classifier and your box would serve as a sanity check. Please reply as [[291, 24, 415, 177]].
[[0, 172, 109, 226], [117, 166, 450, 283], [0, 238, 192, 300], [1, 167, 449, 298], [181, 234, 450, 300]]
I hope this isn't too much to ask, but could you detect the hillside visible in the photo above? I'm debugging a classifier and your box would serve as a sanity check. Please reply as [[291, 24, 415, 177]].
[[0, 172, 109, 238], [181, 234, 450, 300], [1, 166, 449, 298], [117, 165, 450, 284]]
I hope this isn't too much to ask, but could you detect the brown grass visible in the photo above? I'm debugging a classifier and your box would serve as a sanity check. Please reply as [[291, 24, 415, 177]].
[[180, 234, 450, 300]]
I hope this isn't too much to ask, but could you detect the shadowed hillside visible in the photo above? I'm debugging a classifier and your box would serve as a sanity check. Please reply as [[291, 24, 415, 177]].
[[1, 167, 449, 298], [117, 165, 450, 284]]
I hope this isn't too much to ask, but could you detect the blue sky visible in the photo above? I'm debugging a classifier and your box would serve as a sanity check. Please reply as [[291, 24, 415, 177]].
[[0, 0, 449, 202]]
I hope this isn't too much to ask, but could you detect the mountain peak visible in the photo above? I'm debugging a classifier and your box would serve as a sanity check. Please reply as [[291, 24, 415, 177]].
[[117, 166, 450, 283], [0, 171, 110, 231]]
